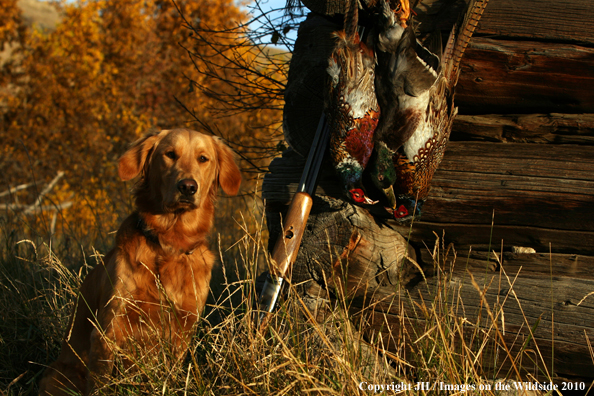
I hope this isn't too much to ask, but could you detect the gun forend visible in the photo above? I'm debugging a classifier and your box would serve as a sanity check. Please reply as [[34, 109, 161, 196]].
[[269, 191, 313, 277]]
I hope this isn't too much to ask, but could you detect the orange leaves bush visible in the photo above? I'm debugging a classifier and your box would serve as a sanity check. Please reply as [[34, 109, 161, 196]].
[[0, 0, 285, 243]]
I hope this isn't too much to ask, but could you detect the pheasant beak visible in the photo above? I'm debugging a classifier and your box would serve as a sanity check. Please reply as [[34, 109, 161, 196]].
[[383, 186, 397, 209], [362, 196, 379, 205]]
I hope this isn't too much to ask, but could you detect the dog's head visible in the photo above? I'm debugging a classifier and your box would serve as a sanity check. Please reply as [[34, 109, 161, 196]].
[[118, 129, 241, 213]]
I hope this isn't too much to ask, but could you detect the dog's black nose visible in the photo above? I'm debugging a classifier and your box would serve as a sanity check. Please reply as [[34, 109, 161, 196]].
[[177, 179, 198, 196]]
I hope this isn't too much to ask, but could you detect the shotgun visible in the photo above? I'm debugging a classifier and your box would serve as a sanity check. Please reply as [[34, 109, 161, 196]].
[[257, 113, 330, 330]]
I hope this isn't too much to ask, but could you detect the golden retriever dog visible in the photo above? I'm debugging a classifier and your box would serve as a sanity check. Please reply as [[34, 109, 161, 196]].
[[39, 129, 241, 395]]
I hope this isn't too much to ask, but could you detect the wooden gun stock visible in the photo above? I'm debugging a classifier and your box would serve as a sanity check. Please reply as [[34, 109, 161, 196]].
[[257, 113, 329, 332]]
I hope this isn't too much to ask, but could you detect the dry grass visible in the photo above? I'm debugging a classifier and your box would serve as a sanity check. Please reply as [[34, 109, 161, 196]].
[[0, 199, 571, 396]]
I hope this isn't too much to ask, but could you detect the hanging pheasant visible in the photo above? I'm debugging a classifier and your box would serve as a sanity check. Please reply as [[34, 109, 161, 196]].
[[364, 0, 413, 211], [368, 0, 489, 222], [326, 0, 381, 205]]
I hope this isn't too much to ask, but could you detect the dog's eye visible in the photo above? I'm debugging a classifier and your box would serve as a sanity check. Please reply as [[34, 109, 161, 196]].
[[165, 151, 177, 160], [199, 155, 209, 163]]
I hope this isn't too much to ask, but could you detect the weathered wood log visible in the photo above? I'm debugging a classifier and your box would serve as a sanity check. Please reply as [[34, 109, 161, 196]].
[[425, 142, 594, 232], [273, 0, 594, 384], [417, 0, 594, 45], [476, 0, 594, 45], [263, 146, 594, 381], [266, 194, 419, 293], [451, 113, 594, 145], [300, 0, 594, 46], [456, 38, 594, 115], [356, 248, 594, 381], [400, 222, 594, 257]]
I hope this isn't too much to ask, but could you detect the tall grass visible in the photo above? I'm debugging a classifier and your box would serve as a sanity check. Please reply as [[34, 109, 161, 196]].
[[0, 193, 569, 395]]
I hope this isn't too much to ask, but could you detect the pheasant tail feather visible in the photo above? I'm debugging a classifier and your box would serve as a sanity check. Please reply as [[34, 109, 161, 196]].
[[443, 0, 489, 86]]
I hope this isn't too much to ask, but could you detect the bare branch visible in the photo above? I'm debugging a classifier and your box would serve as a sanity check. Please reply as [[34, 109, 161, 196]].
[[25, 171, 65, 214], [0, 182, 34, 198], [0, 201, 73, 212]]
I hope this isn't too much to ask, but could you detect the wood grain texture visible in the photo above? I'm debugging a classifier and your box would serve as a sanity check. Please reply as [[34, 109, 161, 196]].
[[456, 38, 594, 115], [300, 0, 594, 45], [463, 251, 594, 279], [266, 195, 419, 292], [398, 221, 594, 256], [423, 142, 594, 232], [414, 0, 594, 46], [359, 263, 594, 380], [477, 0, 594, 44], [451, 113, 594, 144], [272, 0, 594, 383], [269, 192, 312, 277]]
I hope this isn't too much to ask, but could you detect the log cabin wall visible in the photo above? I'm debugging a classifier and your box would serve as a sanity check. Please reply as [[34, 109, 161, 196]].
[[426, 0, 594, 256], [263, 0, 594, 382]]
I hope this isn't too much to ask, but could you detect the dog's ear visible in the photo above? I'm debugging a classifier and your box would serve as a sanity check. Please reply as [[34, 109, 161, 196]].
[[118, 131, 167, 181], [215, 138, 241, 196]]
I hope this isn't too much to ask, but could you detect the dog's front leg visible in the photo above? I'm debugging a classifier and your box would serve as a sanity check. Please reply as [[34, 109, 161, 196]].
[[86, 324, 116, 395], [85, 297, 127, 396]]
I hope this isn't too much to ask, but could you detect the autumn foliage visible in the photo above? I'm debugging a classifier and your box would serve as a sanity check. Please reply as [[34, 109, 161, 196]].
[[0, 0, 286, 245]]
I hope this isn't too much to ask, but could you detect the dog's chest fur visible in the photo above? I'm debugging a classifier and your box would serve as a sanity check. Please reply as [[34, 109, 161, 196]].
[[155, 245, 214, 316], [114, 218, 214, 329]]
